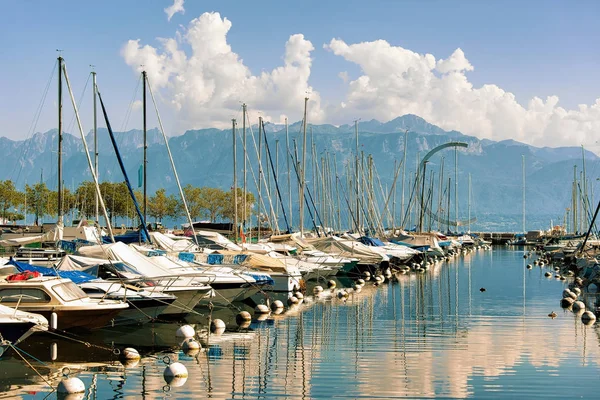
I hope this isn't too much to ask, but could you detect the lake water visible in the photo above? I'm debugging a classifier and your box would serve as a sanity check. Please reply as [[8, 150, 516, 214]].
[[2, 247, 599, 399]]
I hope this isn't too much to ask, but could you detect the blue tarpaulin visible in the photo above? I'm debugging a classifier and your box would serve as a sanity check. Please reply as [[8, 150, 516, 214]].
[[207, 254, 224, 265], [359, 236, 386, 247], [8, 259, 97, 284], [102, 229, 149, 244], [178, 252, 195, 263], [246, 273, 274, 286]]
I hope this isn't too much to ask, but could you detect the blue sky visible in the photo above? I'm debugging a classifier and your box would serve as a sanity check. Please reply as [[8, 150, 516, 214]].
[[1, 0, 599, 149]]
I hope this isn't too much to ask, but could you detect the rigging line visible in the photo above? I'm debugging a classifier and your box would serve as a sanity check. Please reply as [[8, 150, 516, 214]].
[[12, 60, 58, 186], [9, 344, 55, 391]]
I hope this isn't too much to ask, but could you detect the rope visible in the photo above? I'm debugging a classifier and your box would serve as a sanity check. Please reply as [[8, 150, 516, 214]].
[[9, 344, 55, 390]]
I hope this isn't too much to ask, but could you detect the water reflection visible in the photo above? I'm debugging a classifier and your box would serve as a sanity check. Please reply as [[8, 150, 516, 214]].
[[2, 249, 600, 398]]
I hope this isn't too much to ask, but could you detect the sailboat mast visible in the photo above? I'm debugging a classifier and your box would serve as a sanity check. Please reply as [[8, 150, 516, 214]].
[[233, 118, 238, 244], [285, 118, 292, 229], [142, 70, 147, 225], [300, 97, 308, 236], [454, 146, 458, 233], [258, 116, 263, 238], [57, 56, 63, 223], [242, 103, 247, 229], [92, 70, 99, 223], [401, 129, 408, 229], [468, 173, 472, 233], [522, 155, 525, 233], [355, 119, 360, 233]]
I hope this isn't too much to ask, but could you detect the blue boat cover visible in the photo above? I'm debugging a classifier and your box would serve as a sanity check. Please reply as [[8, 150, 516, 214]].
[[8, 259, 97, 284], [178, 252, 195, 263], [246, 273, 275, 286], [359, 236, 385, 247], [102, 229, 149, 244], [207, 254, 224, 265], [233, 254, 248, 264]]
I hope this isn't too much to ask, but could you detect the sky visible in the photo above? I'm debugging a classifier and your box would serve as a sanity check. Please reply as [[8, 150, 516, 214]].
[[1, 0, 599, 150]]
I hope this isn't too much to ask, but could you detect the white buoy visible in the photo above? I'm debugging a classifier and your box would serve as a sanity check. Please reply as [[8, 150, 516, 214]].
[[313, 286, 324, 295], [573, 287, 582, 296], [210, 319, 226, 334], [561, 297, 575, 308], [562, 289, 574, 298], [270, 300, 284, 311], [572, 301, 586, 312], [182, 338, 201, 352], [50, 342, 57, 361], [175, 325, 195, 339], [374, 275, 383, 283], [356, 279, 365, 285], [164, 362, 188, 384], [295, 292, 304, 301], [287, 296, 299, 306], [50, 312, 58, 330], [581, 311, 597, 325], [337, 289, 348, 299], [327, 280, 337, 289], [236, 311, 252, 325], [544, 272, 552, 277], [589, 283, 598, 293], [57, 377, 85, 395], [526, 264, 532, 269], [255, 304, 270, 314], [122, 347, 140, 360], [384, 270, 392, 279]]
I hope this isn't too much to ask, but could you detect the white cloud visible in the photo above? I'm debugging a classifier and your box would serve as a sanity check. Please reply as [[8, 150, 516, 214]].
[[122, 12, 323, 132], [338, 71, 349, 83], [164, 0, 185, 22], [324, 38, 600, 148]]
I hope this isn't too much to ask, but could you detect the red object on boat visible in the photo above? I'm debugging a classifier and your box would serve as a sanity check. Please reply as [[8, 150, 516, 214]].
[[6, 270, 42, 281]]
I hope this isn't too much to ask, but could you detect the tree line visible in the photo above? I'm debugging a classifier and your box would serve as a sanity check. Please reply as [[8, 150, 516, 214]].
[[0, 179, 255, 225]]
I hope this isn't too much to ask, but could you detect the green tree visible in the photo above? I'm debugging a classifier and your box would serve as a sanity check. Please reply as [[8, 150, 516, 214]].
[[148, 188, 179, 222], [222, 188, 256, 222], [25, 182, 52, 225], [0, 180, 20, 222], [75, 181, 97, 218], [199, 187, 227, 221], [181, 184, 203, 220]]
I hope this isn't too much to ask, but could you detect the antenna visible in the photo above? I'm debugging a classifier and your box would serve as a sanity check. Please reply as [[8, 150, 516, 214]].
[[56, 49, 63, 57], [89, 64, 96, 71]]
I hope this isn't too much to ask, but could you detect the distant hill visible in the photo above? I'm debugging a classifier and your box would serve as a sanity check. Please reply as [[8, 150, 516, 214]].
[[1, 114, 596, 231]]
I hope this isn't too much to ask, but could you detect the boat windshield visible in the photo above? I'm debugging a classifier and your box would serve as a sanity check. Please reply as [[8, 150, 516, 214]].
[[52, 282, 87, 302]]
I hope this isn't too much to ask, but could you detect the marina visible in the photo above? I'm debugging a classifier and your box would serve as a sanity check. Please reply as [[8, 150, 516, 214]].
[[1, 247, 599, 398]]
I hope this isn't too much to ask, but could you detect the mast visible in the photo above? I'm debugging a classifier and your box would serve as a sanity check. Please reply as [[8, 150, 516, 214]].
[[242, 104, 247, 229], [419, 161, 428, 232], [275, 139, 280, 223], [454, 146, 458, 234], [573, 165, 577, 234], [258, 116, 263, 238], [355, 119, 360, 233], [285, 118, 292, 229], [142, 71, 148, 226], [468, 173, 472, 233], [233, 118, 238, 244], [92, 69, 99, 223], [300, 97, 308, 236], [57, 56, 63, 223], [401, 129, 408, 229], [522, 155, 525, 233]]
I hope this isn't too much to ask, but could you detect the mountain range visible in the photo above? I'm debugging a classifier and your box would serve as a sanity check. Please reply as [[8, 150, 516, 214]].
[[2, 114, 596, 232]]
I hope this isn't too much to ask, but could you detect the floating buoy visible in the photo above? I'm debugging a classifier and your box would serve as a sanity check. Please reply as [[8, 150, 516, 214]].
[[175, 325, 195, 339], [534, 260, 539, 265], [270, 300, 284, 311], [356, 279, 365, 286], [287, 296, 299, 306], [313, 286, 324, 295], [182, 338, 201, 353], [572, 301, 586, 312], [122, 347, 140, 360], [560, 276, 566, 281], [572, 287, 582, 296], [539, 262, 544, 267], [374, 275, 384, 283], [523, 254, 527, 259], [480, 288, 486, 292], [384, 270, 392, 279], [526, 264, 532, 269], [236, 311, 252, 326], [561, 297, 575, 308], [554, 274, 561, 279], [255, 304, 270, 314], [57, 377, 85, 395], [554, 266, 560, 272], [295, 292, 304, 301], [353, 284, 362, 293], [210, 319, 226, 334], [562, 289, 574, 298], [327, 280, 337, 289], [581, 311, 597, 325], [544, 272, 552, 277], [548, 311, 557, 319], [164, 362, 188, 384]]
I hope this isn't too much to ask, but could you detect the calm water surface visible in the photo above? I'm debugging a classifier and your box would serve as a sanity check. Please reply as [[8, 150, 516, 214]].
[[2, 247, 599, 399]]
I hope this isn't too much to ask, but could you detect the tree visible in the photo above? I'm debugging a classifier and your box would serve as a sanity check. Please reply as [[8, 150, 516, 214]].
[[148, 188, 179, 222], [181, 184, 203, 221], [25, 182, 52, 225], [75, 181, 97, 218], [222, 188, 256, 222], [0, 180, 20, 222], [199, 187, 227, 222]]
